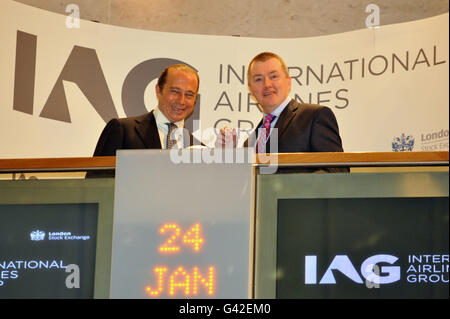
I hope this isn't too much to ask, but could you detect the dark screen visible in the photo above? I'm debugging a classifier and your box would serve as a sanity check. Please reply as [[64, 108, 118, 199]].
[[0, 203, 98, 298], [276, 197, 449, 298]]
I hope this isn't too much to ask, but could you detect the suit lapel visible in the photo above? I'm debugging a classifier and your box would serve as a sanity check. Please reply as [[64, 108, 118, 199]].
[[266, 99, 298, 150], [135, 110, 162, 149], [274, 99, 298, 138]]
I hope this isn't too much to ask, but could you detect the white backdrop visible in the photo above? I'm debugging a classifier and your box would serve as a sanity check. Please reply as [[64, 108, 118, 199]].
[[0, 0, 448, 158]]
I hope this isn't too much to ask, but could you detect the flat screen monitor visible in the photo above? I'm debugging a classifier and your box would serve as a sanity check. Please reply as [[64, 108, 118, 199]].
[[276, 197, 449, 298], [0, 203, 99, 298]]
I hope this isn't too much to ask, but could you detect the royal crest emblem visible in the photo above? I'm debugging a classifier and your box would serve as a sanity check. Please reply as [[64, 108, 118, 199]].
[[392, 133, 415, 152], [30, 230, 46, 241]]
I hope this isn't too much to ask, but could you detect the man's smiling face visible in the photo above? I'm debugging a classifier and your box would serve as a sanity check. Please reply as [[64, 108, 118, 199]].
[[156, 68, 198, 123], [248, 57, 291, 114]]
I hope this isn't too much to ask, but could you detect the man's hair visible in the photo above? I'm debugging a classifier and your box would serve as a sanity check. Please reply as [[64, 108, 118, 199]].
[[247, 52, 289, 81], [157, 64, 200, 92]]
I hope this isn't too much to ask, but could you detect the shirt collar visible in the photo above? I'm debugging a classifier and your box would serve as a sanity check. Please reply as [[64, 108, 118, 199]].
[[265, 96, 291, 118]]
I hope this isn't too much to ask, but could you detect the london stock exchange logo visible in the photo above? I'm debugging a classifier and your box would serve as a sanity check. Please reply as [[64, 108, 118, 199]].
[[392, 133, 415, 152], [30, 230, 46, 241]]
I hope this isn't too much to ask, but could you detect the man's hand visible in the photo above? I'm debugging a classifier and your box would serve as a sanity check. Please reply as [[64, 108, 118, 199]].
[[215, 127, 237, 148]]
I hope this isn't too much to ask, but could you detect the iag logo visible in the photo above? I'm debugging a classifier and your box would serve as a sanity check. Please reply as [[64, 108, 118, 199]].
[[13, 31, 200, 132], [305, 254, 400, 286]]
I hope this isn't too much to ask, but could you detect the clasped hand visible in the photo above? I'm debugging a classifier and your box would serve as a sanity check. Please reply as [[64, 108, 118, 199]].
[[215, 127, 237, 148]]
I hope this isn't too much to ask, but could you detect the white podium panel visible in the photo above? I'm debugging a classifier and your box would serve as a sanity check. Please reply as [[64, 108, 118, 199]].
[[110, 150, 253, 298]]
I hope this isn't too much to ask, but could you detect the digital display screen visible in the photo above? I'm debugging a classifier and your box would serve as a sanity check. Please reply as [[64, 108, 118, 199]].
[[111, 219, 251, 298], [0, 203, 98, 298], [145, 222, 217, 297], [110, 151, 253, 299], [276, 197, 449, 298]]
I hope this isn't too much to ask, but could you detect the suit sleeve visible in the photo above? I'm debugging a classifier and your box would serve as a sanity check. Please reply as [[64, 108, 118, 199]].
[[92, 119, 124, 156], [310, 107, 344, 152], [308, 107, 349, 173]]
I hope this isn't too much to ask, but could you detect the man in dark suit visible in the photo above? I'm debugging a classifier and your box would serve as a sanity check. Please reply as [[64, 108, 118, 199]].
[[216, 52, 347, 173], [92, 63, 199, 156], [88, 64, 199, 177]]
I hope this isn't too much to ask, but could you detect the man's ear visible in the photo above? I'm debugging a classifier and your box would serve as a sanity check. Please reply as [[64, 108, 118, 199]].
[[155, 84, 162, 100]]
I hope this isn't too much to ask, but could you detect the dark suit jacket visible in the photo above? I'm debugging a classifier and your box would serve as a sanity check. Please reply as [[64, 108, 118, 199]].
[[92, 110, 196, 156], [88, 110, 198, 177], [245, 100, 348, 173]]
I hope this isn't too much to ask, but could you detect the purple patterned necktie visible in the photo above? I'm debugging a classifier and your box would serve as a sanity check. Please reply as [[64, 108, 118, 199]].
[[257, 113, 275, 153]]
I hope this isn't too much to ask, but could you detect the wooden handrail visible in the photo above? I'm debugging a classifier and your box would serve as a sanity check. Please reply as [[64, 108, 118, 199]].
[[255, 151, 449, 166], [0, 152, 448, 172], [0, 156, 116, 172]]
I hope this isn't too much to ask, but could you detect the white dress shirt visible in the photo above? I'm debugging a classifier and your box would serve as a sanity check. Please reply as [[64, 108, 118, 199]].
[[154, 108, 184, 149]]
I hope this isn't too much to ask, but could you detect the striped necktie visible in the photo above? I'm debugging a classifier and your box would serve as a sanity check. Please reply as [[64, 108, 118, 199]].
[[166, 123, 178, 149], [256, 114, 275, 153]]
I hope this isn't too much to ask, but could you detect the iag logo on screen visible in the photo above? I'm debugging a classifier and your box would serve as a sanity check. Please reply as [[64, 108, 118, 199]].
[[305, 254, 400, 285], [305, 254, 449, 286]]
